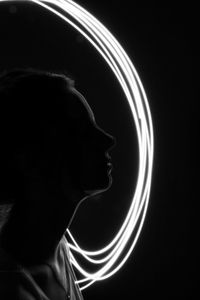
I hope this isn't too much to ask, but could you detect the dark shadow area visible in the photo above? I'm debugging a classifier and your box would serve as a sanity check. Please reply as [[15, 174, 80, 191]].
[[0, 68, 116, 299]]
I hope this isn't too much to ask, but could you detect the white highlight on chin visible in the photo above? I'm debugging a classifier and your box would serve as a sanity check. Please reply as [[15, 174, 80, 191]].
[[0, 0, 154, 291]]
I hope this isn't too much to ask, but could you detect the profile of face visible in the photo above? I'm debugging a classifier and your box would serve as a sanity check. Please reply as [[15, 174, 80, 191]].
[[0, 73, 117, 265], [58, 87, 116, 201], [2, 79, 116, 216]]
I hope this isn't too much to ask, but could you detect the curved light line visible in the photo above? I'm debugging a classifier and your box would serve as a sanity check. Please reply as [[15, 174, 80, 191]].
[[0, 0, 154, 291]]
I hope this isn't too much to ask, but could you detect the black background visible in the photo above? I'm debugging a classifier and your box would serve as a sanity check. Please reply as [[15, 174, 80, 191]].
[[0, 1, 197, 299]]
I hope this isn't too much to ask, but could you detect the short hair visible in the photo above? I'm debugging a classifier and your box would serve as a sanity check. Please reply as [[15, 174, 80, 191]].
[[0, 67, 75, 227]]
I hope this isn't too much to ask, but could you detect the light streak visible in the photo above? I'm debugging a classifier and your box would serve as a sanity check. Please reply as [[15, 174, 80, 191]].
[[0, 0, 154, 291]]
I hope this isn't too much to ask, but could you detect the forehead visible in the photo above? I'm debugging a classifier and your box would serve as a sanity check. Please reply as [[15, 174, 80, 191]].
[[68, 87, 96, 123]]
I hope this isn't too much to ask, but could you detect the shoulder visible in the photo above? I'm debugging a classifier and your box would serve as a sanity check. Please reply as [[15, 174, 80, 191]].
[[0, 248, 43, 300], [0, 270, 42, 300], [17, 285, 39, 300]]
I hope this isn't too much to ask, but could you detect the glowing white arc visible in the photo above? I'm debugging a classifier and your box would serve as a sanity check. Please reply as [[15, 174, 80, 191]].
[[0, 0, 154, 291]]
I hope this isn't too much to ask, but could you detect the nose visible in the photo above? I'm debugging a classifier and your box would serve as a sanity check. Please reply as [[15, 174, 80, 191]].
[[97, 126, 116, 152], [105, 132, 116, 151]]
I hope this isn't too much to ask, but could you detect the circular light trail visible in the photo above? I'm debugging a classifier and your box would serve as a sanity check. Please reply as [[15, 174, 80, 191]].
[[0, 0, 154, 291]]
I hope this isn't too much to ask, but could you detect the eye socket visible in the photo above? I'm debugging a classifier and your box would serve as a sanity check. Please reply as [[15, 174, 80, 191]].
[[78, 121, 98, 139]]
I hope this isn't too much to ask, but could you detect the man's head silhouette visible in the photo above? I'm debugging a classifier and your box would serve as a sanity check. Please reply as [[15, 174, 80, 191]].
[[0, 68, 116, 267]]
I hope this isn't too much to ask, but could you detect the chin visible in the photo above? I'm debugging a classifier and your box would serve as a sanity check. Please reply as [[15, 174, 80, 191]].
[[84, 173, 113, 197]]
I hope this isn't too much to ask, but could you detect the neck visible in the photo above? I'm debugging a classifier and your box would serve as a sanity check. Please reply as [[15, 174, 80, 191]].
[[0, 175, 87, 268], [0, 196, 79, 268]]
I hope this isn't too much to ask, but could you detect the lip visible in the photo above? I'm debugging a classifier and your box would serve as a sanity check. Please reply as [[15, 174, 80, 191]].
[[107, 162, 113, 169], [105, 153, 112, 169]]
